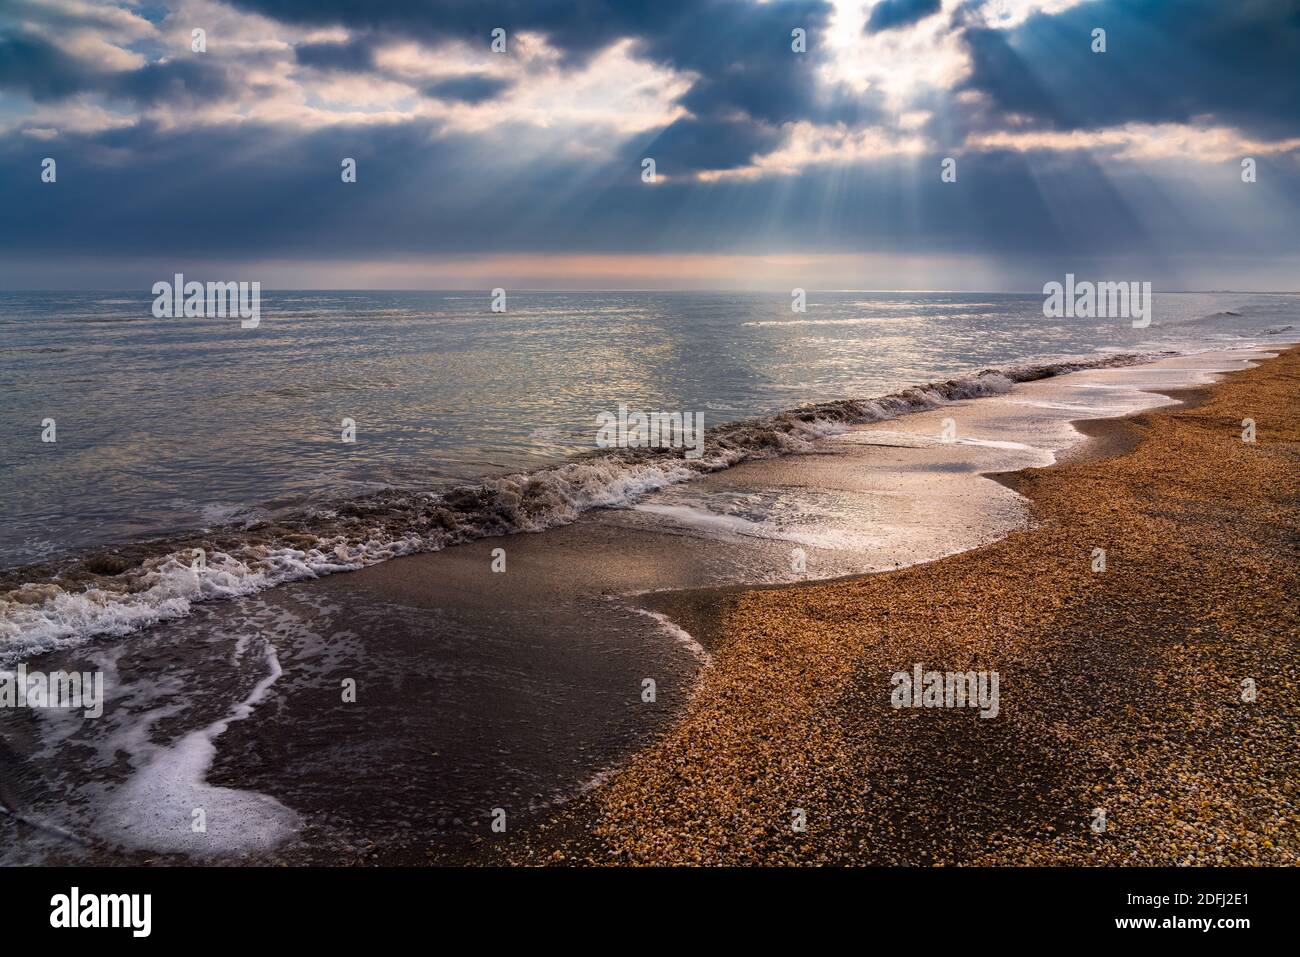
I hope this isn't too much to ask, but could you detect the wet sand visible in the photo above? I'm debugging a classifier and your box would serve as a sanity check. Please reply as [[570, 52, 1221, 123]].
[[496, 346, 1299, 865]]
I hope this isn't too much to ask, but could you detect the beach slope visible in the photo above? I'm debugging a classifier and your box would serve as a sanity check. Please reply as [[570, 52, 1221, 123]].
[[511, 347, 1300, 866]]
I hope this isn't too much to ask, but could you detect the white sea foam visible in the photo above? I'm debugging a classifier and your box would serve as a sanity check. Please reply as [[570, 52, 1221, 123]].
[[0, 551, 364, 664], [96, 636, 300, 856], [633, 608, 712, 666], [633, 502, 878, 551]]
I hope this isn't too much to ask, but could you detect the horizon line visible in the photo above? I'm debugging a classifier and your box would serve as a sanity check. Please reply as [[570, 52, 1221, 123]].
[[3, 287, 1298, 295]]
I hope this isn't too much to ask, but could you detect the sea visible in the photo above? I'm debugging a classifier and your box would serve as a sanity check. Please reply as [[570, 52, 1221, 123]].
[[1, 289, 1295, 660]]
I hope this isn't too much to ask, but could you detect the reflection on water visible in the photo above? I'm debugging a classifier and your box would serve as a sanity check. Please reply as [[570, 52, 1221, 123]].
[[1, 289, 1295, 564]]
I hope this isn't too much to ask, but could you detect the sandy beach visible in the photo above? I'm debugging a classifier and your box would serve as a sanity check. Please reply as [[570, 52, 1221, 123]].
[[493, 345, 1300, 866]]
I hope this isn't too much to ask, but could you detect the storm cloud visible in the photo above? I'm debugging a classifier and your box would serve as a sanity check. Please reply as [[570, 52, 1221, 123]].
[[1, 0, 1298, 288]]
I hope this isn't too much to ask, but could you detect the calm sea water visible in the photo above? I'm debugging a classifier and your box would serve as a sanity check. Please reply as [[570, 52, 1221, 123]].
[[1, 289, 1295, 567]]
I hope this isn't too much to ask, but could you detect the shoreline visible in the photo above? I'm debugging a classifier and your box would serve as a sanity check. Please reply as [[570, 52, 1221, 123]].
[[638, 381, 1226, 652], [0, 348, 1196, 664], [490, 346, 1300, 866], [3, 345, 1295, 866]]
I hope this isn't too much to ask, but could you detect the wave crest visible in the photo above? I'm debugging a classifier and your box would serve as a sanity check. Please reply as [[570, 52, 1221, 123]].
[[0, 351, 1166, 662]]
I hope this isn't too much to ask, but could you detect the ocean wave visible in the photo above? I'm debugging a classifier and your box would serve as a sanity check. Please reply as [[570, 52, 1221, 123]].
[[0, 350, 1168, 662]]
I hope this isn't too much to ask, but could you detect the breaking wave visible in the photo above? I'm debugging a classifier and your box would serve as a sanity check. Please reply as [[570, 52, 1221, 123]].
[[0, 351, 1167, 662]]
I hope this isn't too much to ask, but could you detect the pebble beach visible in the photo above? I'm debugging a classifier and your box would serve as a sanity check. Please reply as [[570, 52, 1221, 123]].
[[501, 346, 1300, 866]]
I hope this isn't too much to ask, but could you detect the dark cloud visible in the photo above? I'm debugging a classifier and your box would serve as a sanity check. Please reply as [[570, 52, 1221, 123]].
[[225, 0, 691, 58], [6, 0, 852, 172], [109, 58, 238, 106], [227, 1, 848, 127], [422, 74, 513, 103], [605, 1, 882, 170], [633, 117, 785, 175], [0, 28, 236, 107], [0, 32, 101, 101], [1, 0, 1298, 283], [866, 0, 943, 33], [5, 114, 1297, 268], [630, 1, 836, 124], [960, 0, 1300, 139], [294, 38, 377, 72]]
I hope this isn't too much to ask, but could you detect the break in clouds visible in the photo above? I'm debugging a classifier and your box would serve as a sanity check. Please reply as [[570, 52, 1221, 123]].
[[1, 0, 1299, 288]]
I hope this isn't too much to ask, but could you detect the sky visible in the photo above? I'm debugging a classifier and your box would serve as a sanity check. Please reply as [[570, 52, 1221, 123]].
[[1, 0, 1298, 290]]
